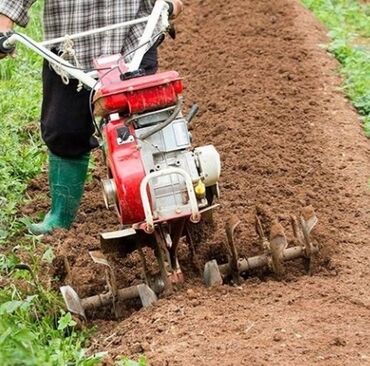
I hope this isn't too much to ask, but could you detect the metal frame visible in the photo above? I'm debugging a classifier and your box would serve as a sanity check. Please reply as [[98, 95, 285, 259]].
[[3, 0, 169, 89], [140, 167, 201, 233]]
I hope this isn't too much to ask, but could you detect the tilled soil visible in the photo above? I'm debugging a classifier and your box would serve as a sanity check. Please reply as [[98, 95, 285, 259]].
[[24, 0, 370, 364]]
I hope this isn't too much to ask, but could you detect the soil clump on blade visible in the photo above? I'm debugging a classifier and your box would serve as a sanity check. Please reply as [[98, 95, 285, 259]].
[[22, 0, 370, 364]]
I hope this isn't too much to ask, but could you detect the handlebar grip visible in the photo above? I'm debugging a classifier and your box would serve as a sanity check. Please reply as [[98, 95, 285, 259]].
[[0, 32, 15, 54]]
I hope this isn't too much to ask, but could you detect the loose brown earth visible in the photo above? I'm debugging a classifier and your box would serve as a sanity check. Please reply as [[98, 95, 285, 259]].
[[23, 0, 370, 364]]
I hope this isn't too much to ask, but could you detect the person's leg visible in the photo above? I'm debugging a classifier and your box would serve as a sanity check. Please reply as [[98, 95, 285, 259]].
[[29, 152, 89, 234], [28, 61, 97, 235], [40, 60, 98, 158]]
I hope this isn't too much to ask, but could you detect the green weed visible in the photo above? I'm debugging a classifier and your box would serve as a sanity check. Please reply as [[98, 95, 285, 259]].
[[302, 0, 370, 135], [0, 243, 105, 366], [0, 287, 102, 366], [116, 356, 148, 366], [0, 2, 105, 365], [0, 1, 45, 242]]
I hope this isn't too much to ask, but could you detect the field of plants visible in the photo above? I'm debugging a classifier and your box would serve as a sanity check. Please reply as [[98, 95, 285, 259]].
[[0, 3, 105, 365], [303, 0, 370, 134], [0, 0, 369, 365]]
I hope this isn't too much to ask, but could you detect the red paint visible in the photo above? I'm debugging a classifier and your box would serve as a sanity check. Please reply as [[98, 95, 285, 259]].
[[104, 121, 146, 224], [93, 54, 183, 117], [94, 71, 183, 117]]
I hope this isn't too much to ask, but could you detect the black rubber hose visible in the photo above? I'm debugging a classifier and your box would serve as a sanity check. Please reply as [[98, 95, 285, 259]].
[[140, 97, 183, 140], [186, 104, 199, 123]]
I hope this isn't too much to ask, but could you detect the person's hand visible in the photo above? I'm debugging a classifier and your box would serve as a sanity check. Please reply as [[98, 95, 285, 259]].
[[0, 14, 14, 59], [169, 0, 183, 18]]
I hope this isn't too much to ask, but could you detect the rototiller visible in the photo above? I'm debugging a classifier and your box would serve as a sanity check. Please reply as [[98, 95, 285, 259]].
[[2, 0, 320, 318], [1, 0, 221, 317]]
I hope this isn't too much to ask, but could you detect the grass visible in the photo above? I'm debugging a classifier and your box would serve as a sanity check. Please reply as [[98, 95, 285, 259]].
[[0, 239, 104, 365], [0, 1, 45, 241], [0, 3, 104, 365], [301, 0, 370, 135], [0, 286, 103, 365]]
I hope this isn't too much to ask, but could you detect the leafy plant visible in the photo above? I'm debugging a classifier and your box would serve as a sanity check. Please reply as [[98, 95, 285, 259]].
[[0, 288, 102, 366], [0, 1, 46, 243], [116, 356, 148, 366], [0, 3, 106, 365], [302, 0, 370, 135]]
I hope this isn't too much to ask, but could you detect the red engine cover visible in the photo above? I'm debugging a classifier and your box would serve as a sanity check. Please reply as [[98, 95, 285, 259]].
[[104, 119, 146, 225], [93, 60, 183, 117]]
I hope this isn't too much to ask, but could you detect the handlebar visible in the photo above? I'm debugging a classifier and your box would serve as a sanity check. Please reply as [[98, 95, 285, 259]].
[[0, 32, 15, 54], [0, 0, 170, 89]]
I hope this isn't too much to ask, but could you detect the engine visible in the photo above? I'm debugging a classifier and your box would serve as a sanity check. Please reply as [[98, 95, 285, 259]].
[[93, 55, 221, 233]]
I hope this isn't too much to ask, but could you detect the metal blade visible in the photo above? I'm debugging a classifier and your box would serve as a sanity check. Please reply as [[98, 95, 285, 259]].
[[255, 214, 270, 250], [137, 284, 157, 307], [60, 285, 86, 319], [300, 206, 318, 234], [299, 206, 318, 275], [89, 250, 118, 317], [89, 250, 117, 294], [89, 250, 110, 266], [269, 222, 288, 277], [270, 221, 288, 252], [291, 215, 304, 245], [204, 259, 223, 287], [225, 216, 241, 284]]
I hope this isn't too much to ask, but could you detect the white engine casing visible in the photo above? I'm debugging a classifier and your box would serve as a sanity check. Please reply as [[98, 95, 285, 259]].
[[194, 145, 221, 186]]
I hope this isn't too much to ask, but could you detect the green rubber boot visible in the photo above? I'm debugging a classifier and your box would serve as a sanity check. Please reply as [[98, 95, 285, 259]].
[[28, 152, 90, 235]]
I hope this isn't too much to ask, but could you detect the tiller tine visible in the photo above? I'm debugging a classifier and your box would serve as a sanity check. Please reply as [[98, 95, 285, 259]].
[[60, 283, 158, 318], [151, 220, 189, 294], [137, 283, 158, 307], [269, 221, 288, 278], [89, 250, 119, 317], [291, 205, 319, 274], [60, 250, 160, 318], [60, 285, 87, 319], [225, 216, 242, 284], [255, 214, 269, 250], [203, 259, 223, 287], [203, 215, 241, 287], [204, 206, 320, 287], [300, 205, 318, 235]]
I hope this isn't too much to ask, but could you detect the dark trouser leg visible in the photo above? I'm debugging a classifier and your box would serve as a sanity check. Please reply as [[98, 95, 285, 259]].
[[40, 61, 98, 158], [29, 63, 95, 234]]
